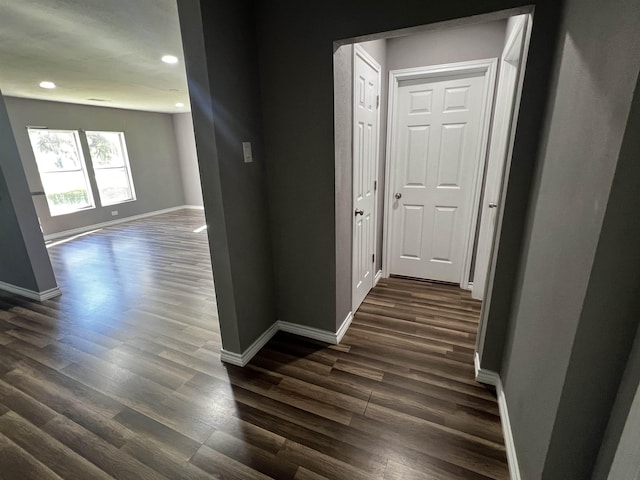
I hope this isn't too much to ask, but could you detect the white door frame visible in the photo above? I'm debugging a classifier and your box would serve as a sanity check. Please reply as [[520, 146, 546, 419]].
[[351, 44, 381, 313], [473, 15, 529, 302], [475, 14, 533, 358], [382, 58, 498, 288]]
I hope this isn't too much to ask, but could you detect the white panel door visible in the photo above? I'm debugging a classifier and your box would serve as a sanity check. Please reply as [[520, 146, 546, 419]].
[[352, 47, 379, 312], [389, 72, 486, 283]]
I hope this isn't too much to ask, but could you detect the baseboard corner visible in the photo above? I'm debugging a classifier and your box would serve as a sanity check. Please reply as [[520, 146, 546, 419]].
[[220, 321, 279, 367], [0, 281, 62, 302], [374, 269, 383, 286], [336, 311, 354, 343], [39, 287, 62, 301], [474, 352, 499, 386]]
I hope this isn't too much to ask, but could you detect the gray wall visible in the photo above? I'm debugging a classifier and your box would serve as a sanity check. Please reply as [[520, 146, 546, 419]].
[[0, 92, 57, 293], [594, 308, 640, 479], [4, 97, 185, 236], [386, 20, 507, 71], [177, 0, 276, 353], [333, 44, 354, 326], [173, 112, 204, 206], [545, 52, 640, 478], [496, 0, 640, 477]]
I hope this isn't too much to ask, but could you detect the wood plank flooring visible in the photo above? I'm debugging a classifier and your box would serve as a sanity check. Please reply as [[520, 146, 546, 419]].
[[0, 209, 508, 479]]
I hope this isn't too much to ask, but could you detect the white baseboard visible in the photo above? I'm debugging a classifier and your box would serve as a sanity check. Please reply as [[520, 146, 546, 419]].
[[474, 352, 521, 480], [278, 320, 337, 344], [335, 311, 354, 343], [220, 321, 279, 367], [474, 351, 500, 385], [0, 281, 62, 302], [221, 313, 355, 367], [374, 269, 383, 286], [44, 205, 202, 241]]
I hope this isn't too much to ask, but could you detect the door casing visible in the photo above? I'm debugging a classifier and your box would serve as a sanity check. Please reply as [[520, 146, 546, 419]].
[[475, 14, 533, 361], [382, 59, 497, 288], [473, 15, 529, 302]]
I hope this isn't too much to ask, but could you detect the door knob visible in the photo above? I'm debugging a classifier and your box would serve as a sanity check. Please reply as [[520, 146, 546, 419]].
[[488, 203, 498, 208], [354, 208, 364, 216], [394, 192, 402, 200]]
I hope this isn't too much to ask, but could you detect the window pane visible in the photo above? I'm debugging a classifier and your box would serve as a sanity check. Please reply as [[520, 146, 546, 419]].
[[95, 167, 133, 205], [86, 131, 136, 206], [27, 129, 83, 172], [86, 131, 125, 168], [41, 171, 93, 216], [27, 128, 95, 216]]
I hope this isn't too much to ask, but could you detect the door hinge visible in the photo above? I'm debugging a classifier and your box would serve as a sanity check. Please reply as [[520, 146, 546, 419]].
[[374, 180, 377, 191], [376, 95, 380, 109], [372, 254, 375, 263]]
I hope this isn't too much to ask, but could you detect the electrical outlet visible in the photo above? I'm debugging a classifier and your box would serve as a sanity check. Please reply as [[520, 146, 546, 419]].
[[111, 210, 118, 216]]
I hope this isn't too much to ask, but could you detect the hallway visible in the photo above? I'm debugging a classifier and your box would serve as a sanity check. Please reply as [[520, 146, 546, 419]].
[[0, 211, 507, 479]]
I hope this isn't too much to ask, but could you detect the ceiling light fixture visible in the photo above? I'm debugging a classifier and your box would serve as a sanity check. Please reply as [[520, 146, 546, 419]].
[[175, 102, 185, 107], [39, 81, 56, 89], [161, 55, 178, 64]]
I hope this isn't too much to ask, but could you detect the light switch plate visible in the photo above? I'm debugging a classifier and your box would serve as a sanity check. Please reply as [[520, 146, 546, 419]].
[[242, 142, 253, 163]]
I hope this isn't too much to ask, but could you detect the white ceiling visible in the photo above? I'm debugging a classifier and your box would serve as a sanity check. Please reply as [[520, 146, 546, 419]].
[[0, 0, 190, 113]]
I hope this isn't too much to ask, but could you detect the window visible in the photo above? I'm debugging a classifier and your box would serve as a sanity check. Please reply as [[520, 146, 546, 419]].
[[86, 131, 136, 206], [27, 128, 95, 216]]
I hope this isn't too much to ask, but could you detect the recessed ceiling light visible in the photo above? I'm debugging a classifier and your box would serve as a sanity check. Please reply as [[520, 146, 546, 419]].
[[39, 81, 56, 89], [161, 55, 178, 64], [175, 102, 185, 107]]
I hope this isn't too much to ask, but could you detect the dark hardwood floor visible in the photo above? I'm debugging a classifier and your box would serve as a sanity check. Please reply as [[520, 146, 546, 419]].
[[0, 209, 508, 479]]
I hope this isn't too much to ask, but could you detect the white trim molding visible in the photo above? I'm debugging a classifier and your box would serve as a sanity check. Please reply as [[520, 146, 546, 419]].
[[44, 205, 201, 241], [335, 311, 354, 344], [0, 281, 62, 302], [352, 44, 382, 314], [279, 311, 353, 345], [374, 270, 383, 286], [474, 353, 521, 480], [221, 312, 355, 367], [220, 321, 279, 367]]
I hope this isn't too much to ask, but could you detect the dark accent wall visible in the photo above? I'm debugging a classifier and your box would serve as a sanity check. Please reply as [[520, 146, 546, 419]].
[[544, 69, 640, 479], [177, 0, 276, 353], [497, 0, 640, 477], [0, 93, 57, 293]]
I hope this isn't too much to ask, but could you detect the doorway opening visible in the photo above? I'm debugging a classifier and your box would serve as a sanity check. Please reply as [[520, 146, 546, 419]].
[[0, 1, 219, 339], [334, 9, 533, 355]]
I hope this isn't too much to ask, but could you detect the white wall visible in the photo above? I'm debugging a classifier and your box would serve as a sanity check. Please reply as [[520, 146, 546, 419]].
[[387, 20, 508, 71], [4, 97, 186, 236], [173, 112, 204, 206]]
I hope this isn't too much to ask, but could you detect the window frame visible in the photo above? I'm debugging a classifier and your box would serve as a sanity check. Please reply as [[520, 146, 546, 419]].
[[85, 130, 137, 207], [27, 127, 96, 217]]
